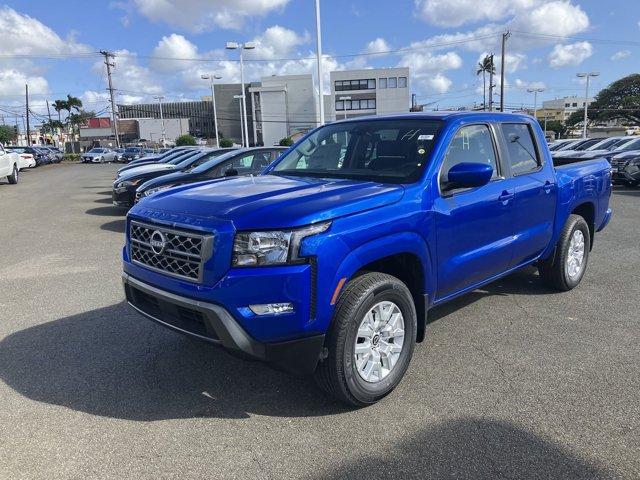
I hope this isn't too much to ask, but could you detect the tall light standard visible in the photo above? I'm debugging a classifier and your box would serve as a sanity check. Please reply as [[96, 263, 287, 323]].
[[315, 0, 324, 126], [233, 94, 245, 147], [526, 87, 544, 119], [201, 74, 222, 148], [226, 41, 255, 147], [153, 95, 166, 146], [576, 72, 599, 139]]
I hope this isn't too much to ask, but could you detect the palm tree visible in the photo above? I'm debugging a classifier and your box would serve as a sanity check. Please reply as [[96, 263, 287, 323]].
[[477, 55, 495, 110], [64, 95, 83, 153], [52, 99, 67, 123]]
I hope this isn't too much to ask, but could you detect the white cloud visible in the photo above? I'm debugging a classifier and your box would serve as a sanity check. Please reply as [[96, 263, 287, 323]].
[[150, 34, 200, 72], [476, 52, 526, 75], [415, 0, 538, 27], [131, 0, 291, 32], [611, 50, 630, 61], [425, 74, 453, 93], [364, 38, 391, 55], [514, 79, 546, 90], [548, 41, 593, 68], [247, 25, 310, 60], [0, 69, 48, 97], [517, 1, 589, 38], [397, 51, 462, 93]]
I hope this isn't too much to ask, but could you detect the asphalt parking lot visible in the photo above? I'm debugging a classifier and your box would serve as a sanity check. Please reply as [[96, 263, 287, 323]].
[[0, 163, 638, 479]]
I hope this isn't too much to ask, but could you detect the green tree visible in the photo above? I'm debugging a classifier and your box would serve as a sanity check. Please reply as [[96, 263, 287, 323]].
[[279, 137, 293, 146], [566, 74, 640, 127], [176, 134, 197, 146], [476, 55, 495, 110], [52, 99, 67, 122], [538, 119, 567, 138], [0, 125, 17, 144], [219, 138, 234, 148], [60, 95, 83, 153]]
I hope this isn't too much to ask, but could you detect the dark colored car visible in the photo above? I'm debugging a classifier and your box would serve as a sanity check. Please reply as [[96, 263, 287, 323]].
[[116, 148, 210, 178], [6, 146, 51, 165], [136, 147, 286, 203], [121, 147, 145, 163], [118, 146, 199, 173], [41, 146, 64, 162], [113, 148, 233, 208]]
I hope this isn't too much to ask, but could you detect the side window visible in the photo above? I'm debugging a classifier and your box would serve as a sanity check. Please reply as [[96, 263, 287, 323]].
[[501, 123, 540, 175], [439, 124, 499, 190]]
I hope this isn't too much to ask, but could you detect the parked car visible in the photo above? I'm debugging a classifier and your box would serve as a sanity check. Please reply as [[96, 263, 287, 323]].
[[5, 146, 50, 165], [121, 147, 145, 163], [121, 112, 612, 406], [559, 136, 633, 160], [3, 147, 36, 169], [551, 138, 603, 159], [45, 146, 64, 162], [116, 148, 209, 178], [81, 148, 118, 163], [0, 144, 20, 184], [113, 148, 234, 208], [136, 147, 286, 203], [119, 146, 200, 172], [609, 139, 640, 185], [113, 148, 126, 162]]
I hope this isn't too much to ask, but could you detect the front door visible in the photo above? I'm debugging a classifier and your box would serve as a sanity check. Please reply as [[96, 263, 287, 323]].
[[433, 123, 516, 301]]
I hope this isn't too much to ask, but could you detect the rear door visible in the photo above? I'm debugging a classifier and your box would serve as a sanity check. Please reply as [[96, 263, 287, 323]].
[[0, 144, 10, 176], [499, 122, 557, 267], [434, 123, 517, 301]]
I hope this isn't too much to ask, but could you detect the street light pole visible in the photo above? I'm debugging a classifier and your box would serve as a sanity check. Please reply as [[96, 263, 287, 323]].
[[201, 74, 222, 148], [226, 42, 255, 147], [154, 95, 165, 146], [527, 87, 544, 119], [576, 72, 599, 139], [233, 94, 244, 147], [315, 0, 325, 126]]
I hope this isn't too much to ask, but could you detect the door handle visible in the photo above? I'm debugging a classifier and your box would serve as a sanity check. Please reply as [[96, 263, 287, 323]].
[[543, 181, 553, 193], [498, 190, 514, 203]]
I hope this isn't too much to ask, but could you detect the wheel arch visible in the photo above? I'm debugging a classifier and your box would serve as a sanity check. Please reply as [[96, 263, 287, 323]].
[[571, 201, 595, 249]]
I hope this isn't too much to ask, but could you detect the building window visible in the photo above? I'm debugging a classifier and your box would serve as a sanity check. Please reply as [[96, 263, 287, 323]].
[[572, 103, 577, 107], [379, 78, 387, 89], [565, 103, 570, 107], [336, 100, 344, 110], [388, 77, 397, 88], [398, 77, 407, 88], [368, 79, 376, 89], [335, 79, 376, 91], [335, 98, 376, 111], [367, 99, 376, 109]]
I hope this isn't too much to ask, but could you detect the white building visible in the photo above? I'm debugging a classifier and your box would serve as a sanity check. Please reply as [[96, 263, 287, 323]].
[[136, 118, 189, 144], [328, 68, 410, 121], [250, 74, 318, 146], [542, 96, 594, 122]]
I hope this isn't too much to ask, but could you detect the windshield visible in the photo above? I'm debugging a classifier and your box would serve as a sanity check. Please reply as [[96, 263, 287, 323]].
[[270, 119, 442, 183], [613, 137, 640, 152], [125, 147, 142, 153], [9, 148, 26, 153], [88, 148, 105, 153], [174, 150, 216, 170], [574, 139, 601, 151], [167, 150, 202, 165], [586, 138, 621, 151], [191, 150, 242, 173]]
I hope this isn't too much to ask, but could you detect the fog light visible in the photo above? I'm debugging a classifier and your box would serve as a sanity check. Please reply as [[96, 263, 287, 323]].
[[248, 303, 294, 315]]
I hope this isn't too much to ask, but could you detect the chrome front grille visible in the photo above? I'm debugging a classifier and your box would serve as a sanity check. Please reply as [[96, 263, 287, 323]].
[[129, 220, 213, 282], [610, 157, 628, 168]]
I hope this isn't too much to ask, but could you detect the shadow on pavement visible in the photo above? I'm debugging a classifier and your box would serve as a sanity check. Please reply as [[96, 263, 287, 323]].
[[86, 206, 125, 217], [315, 418, 612, 480], [94, 196, 115, 205], [0, 302, 348, 421], [100, 219, 126, 233], [429, 267, 551, 323]]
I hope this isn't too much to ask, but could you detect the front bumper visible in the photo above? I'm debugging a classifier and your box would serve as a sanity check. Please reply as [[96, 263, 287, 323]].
[[112, 187, 135, 207], [122, 273, 325, 375]]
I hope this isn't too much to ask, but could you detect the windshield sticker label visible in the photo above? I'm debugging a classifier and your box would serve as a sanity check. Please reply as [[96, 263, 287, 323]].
[[418, 134, 434, 141]]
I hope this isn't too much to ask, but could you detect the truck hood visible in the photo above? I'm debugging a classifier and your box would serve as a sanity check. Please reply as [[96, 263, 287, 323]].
[[134, 174, 405, 229], [117, 163, 176, 182]]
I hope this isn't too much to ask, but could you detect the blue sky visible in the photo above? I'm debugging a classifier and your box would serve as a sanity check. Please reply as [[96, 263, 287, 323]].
[[0, 0, 638, 122]]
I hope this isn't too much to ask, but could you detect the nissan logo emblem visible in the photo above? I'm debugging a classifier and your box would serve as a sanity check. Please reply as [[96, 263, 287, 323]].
[[149, 230, 168, 255]]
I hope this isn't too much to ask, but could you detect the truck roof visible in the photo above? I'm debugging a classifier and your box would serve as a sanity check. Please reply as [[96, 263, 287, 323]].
[[332, 111, 534, 124]]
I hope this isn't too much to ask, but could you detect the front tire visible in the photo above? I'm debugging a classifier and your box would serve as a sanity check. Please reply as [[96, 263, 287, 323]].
[[7, 164, 18, 184], [315, 272, 417, 406], [539, 214, 590, 291]]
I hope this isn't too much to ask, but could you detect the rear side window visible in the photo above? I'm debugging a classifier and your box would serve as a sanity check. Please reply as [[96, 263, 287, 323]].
[[501, 123, 540, 175], [440, 124, 499, 190]]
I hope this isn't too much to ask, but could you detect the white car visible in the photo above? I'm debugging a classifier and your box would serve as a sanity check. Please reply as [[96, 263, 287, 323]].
[[81, 148, 118, 163], [5, 147, 37, 169], [0, 144, 20, 184]]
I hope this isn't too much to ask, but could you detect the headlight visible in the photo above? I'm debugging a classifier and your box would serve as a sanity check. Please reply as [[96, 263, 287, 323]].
[[142, 185, 173, 197], [232, 221, 330, 267], [114, 179, 141, 193]]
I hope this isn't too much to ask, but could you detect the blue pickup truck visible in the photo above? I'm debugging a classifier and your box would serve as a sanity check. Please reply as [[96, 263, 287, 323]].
[[122, 112, 612, 406]]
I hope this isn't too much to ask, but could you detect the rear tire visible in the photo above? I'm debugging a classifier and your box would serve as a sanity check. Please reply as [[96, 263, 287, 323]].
[[539, 214, 590, 291], [7, 165, 18, 184], [314, 272, 417, 406]]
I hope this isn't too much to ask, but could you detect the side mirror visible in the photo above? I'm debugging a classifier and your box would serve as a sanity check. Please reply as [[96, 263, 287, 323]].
[[224, 168, 238, 177], [445, 162, 493, 190]]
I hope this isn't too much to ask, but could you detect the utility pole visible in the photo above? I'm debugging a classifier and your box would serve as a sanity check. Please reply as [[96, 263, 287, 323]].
[[154, 95, 166, 146], [101, 50, 120, 148], [500, 31, 510, 112], [488, 54, 495, 112], [315, 0, 325, 126], [46, 99, 53, 145], [25, 84, 31, 146], [576, 72, 599, 139]]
